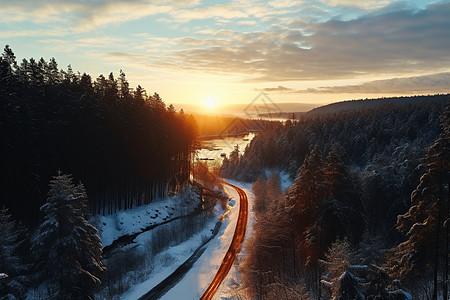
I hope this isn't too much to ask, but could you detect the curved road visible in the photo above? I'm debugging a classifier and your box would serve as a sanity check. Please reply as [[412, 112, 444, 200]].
[[200, 182, 248, 300]]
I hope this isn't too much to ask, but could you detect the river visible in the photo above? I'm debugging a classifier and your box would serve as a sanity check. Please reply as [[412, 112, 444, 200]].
[[197, 132, 256, 164]]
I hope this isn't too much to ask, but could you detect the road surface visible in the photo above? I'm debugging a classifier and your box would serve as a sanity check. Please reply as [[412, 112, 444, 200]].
[[137, 221, 222, 300], [200, 182, 248, 300]]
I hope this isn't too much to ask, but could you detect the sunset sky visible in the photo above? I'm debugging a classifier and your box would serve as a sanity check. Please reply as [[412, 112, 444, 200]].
[[1, 0, 449, 110]]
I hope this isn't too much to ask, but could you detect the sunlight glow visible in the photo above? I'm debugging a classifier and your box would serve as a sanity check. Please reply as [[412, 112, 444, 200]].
[[204, 95, 218, 109]]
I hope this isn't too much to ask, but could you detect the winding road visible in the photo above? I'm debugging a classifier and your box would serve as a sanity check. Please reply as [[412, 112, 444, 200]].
[[137, 182, 248, 300], [200, 182, 248, 300]]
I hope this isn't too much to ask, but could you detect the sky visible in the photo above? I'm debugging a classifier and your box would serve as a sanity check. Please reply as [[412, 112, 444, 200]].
[[1, 0, 449, 111]]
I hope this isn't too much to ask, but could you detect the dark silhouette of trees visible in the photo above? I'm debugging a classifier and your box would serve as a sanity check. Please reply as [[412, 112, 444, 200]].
[[0, 45, 197, 226], [31, 172, 105, 298], [0, 207, 28, 298]]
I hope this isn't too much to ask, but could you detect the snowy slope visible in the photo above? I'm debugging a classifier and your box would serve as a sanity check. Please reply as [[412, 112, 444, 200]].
[[91, 186, 200, 247]]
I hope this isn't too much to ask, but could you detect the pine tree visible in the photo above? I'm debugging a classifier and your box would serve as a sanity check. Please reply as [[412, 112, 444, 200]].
[[285, 145, 327, 295], [322, 145, 365, 246], [388, 102, 450, 299], [31, 172, 105, 298], [320, 238, 350, 299], [287, 145, 327, 261], [0, 206, 28, 298]]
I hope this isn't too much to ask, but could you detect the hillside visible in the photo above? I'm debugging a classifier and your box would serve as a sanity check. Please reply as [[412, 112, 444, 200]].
[[304, 94, 449, 119], [222, 98, 450, 299]]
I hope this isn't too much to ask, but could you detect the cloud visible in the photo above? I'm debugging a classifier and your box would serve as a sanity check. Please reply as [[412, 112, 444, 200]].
[[237, 20, 257, 26], [163, 2, 450, 82], [0, 28, 69, 38], [170, 3, 248, 22], [73, 2, 175, 32], [174, 37, 230, 47], [107, 52, 146, 59], [269, 0, 304, 8], [0, 0, 199, 32], [261, 72, 450, 94], [196, 29, 238, 36], [260, 86, 296, 92], [0, 1, 82, 23], [318, 0, 393, 9]]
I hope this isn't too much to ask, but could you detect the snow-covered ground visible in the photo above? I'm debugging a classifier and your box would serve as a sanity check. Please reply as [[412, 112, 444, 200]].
[[91, 186, 200, 247], [116, 181, 255, 300], [147, 181, 254, 300], [121, 213, 221, 299], [94, 181, 255, 299]]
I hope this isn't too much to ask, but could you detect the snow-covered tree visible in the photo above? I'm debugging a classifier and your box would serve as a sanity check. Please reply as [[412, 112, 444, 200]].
[[284, 145, 327, 295], [31, 172, 105, 298], [320, 238, 350, 299], [322, 145, 365, 246], [388, 102, 450, 299], [0, 206, 28, 298]]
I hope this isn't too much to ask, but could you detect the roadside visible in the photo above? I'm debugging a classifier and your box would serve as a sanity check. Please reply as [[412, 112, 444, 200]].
[[158, 182, 255, 300], [121, 191, 233, 299]]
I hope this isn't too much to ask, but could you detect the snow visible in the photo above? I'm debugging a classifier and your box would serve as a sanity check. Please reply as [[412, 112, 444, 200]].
[[158, 181, 249, 300], [155, 181, 254, 299], [122, 221, 218, 299], [215, 181, 255, 299], [263, 169, 293, 191], [120, 181, 254, 299], [91, 188, 200, 247], [93, 181, 255, 299]]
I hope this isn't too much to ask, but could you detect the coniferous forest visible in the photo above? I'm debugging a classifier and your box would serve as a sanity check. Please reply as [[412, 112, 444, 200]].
[[2, 42, 450, 299], [0, 45, 197, 226], [222, 96, 450, 299]]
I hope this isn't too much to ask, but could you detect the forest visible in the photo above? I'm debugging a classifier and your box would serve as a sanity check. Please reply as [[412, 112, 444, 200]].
[[222, 96, 450, 299], [0, 45, 199, 298], [0, 45, 197, 226]]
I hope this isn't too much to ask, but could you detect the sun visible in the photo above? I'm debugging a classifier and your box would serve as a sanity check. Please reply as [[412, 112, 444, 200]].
[[204, 95, 218, 109]]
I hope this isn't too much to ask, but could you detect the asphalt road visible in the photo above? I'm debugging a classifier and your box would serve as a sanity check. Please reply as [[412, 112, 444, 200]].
[[137, 182, 248, 300], [200, 182, 248, 300]]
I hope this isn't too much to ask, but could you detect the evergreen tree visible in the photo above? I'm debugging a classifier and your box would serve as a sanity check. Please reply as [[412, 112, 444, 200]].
[[286, 145, 327, 263], [323, 145, 365, 245], [31, 172, 105, 298], [388, 102, 450, 299], [252, 175, 267, 214], [285, 145, 327, 295], [320, 238, 350, 299], [0, 207, 28, 298], [1, 45, 197, 223]]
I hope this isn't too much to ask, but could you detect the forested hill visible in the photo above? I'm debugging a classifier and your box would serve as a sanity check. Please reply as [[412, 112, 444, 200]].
[[0, 45, 197, 226], [305, 94, 448, 119], [222, 96, 446, 249], [223, 96, 450, 299]]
